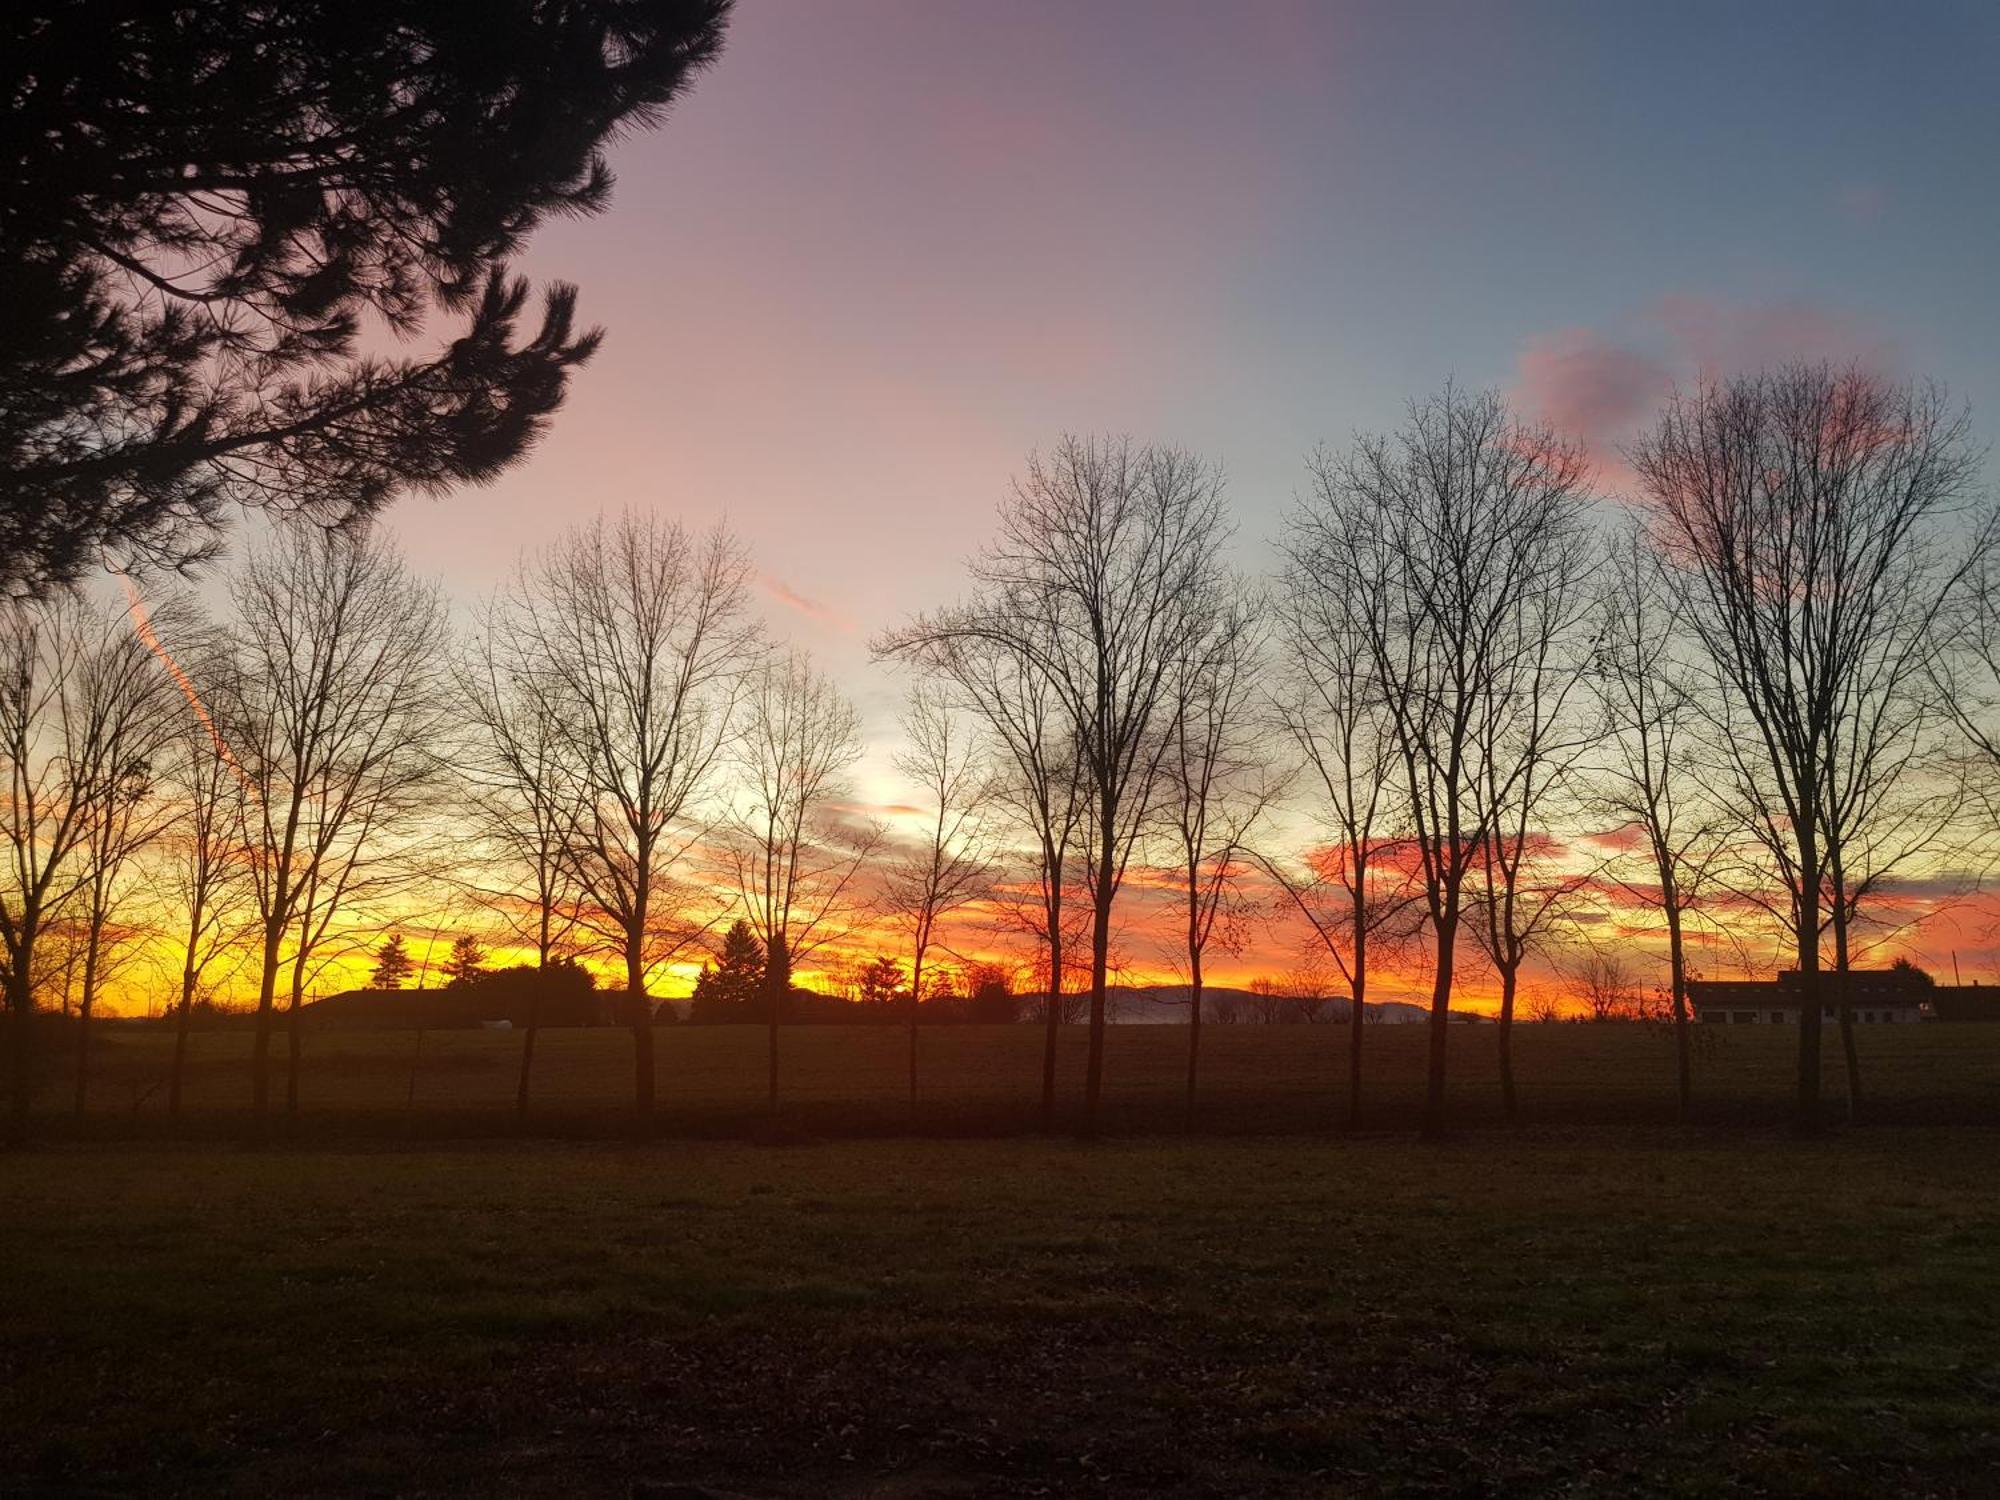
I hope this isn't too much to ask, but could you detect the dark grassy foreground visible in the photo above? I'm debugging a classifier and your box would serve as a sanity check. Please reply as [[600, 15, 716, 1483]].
[[6, 1125, 2000, 1496], [34, 1020, 2000, 1136], [7, 1028, 2000, 1495]]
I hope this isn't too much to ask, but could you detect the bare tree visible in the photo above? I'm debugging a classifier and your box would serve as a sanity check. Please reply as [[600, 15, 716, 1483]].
[[1561, 943, 1644, 1023], [878, 622, 1088, 1131], [276, 691, 446, 1114], [1274, 485, 1424, 1128], [1634, 365, 1991, 1129], [499, 514, 758, 1120], [881, 683, 995, 1112], [1242, 975, 1290, 1025], [158, 686, 252, 1118], [218, 527, 447, 1120], [1468, 520, 1598, 1123], [1302, 386, 1595, 1138], [1159, 589, 1270, 1127], [0, 592, 177, 1129], [1589, 525, 1728, 1119], [882, 437, 1231, 1138], [727, 649, 877, 1111], [67, 596, 187, 1114], [1819, 578, 1984, 1119], [457, 604, 591, 1118]]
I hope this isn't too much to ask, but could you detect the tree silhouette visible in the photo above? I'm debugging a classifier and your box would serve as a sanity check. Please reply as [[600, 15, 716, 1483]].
[[1301, 386, 1594, 1139], [883, 437, 1232, 1139], [858, 955, 906, 1007], [1634, 365, 1991, 1129], [442, 936, 488, 990], [0, 592, 183, 1130], [0, 1, 731, 597], [372, 934, 414, 991], [220, 528, 447, 1118], [879, 683, 995, 1110], [689, 920, 764, 1021], [726, 650, 879, 1110], [501, 513, 759, 1119]]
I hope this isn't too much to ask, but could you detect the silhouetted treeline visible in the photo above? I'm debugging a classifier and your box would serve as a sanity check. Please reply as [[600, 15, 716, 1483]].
[[6, 366, 1999, 1143]]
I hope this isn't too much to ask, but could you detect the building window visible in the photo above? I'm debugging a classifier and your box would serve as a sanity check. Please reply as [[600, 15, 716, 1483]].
[[1733, 1011, 1757, 1024], [1768, 1011, 1787, 1024]]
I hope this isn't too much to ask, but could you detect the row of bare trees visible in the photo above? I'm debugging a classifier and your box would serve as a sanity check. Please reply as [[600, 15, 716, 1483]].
[[4, 363, 1994, 1139], [0, 515, 885, 1130], [881, 366, 1998, 1139]]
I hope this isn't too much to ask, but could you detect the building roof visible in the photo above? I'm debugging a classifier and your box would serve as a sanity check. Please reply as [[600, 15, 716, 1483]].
[[1686, 971, 1930, 1012]]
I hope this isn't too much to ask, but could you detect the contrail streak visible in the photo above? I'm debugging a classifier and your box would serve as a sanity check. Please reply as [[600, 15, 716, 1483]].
[[115, 572, 253, 794]]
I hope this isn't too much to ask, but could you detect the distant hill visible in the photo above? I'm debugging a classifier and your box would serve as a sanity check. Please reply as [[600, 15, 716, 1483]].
[[297, 978, 1482, 1030], [302, 964, 616, 1029]]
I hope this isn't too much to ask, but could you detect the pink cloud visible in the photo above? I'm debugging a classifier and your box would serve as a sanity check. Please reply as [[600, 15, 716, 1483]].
[[1512, 296, 1900, 497], [760, 573, 856, 634], [1513, 328, 1674, 490]]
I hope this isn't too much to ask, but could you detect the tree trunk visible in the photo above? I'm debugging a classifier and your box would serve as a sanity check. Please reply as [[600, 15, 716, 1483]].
[[1793, 842, 1823, 1134], [251, 917, 283, 1118], [516, 991, 540, 1122], [73, 934, 99, 1118], [1348, 904, 1367, 1132], [1421, 910, 1457, 1141], [1830, 888, 1861, 1123], [168, 952, 199, 1119], [169, 992, 193, 1120], [285, 967, 305, 1117], [1040, 927, 1062, 1135], [764, 932, 789, 1115], [1665, 905, 1690, 1122], [1184, 948, 1203, 1132], [6, 985, 28, 1136], [627, 937, 654, 1123], [907, 948, 923, 1118], [1496, 963, 1517, 1124], [72, 993, 92, 1117], [6, 985, 29, 1137], [1081, 875, 1113, 1141]]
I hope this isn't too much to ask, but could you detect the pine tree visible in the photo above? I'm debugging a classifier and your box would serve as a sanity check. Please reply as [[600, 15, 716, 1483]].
[[372, 933, 415, 991], [1, 2, 732, 596], [859, 955, 906, 1007], [442, 936, 488, 989], [689, 920, 764, 1021]]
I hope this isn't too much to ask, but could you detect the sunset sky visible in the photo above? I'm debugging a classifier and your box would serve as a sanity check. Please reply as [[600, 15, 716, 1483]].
[[172, 2, 2000, 1008]]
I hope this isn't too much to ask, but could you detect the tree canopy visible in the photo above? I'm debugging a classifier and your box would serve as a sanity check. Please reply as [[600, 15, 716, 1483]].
[[1, 0, 731, 597]]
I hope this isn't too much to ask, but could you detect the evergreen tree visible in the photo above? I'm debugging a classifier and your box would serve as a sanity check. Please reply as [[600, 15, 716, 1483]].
[[371, 933, 415, 991], [442, 936, 488, 989], [688, 920, 763, 1021], [859, 955, 906, 1007], [967, 965, 1020, 1024], [1, 1, 732, 596]]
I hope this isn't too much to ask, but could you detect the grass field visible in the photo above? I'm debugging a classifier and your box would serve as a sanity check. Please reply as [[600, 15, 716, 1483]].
[[8, 1027, 2000, 1496], [6, 1127, 2000, 1496], [30, 1019, 2000, 1137]]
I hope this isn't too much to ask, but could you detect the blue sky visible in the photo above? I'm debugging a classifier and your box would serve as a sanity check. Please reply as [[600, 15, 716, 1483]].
[[378, 0, 2000, 765]]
